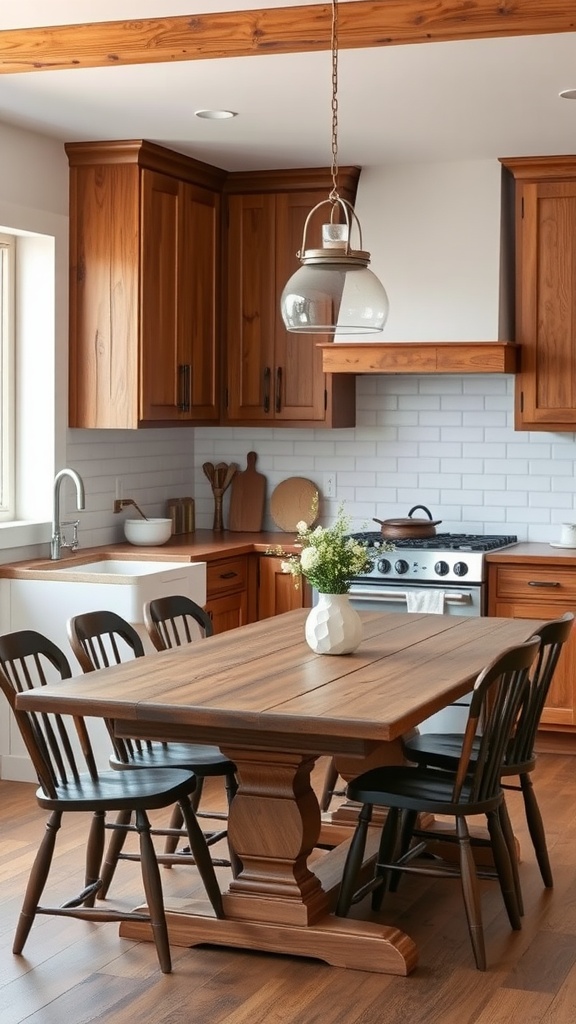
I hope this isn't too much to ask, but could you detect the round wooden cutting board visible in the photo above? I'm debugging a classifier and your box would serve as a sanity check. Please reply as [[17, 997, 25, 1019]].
[[270, 477, 320, 532]]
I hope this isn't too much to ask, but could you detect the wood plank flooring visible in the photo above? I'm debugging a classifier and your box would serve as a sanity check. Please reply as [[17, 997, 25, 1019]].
[[1, 754, 576, 1023]]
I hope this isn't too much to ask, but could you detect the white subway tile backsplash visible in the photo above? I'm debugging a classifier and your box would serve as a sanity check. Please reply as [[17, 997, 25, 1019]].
[[36, 375, 576, 550]]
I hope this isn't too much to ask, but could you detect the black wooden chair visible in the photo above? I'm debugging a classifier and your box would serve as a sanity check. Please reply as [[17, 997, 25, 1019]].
[[67, 609, 239, 891], [144, 594, 213, 651], [402, 613, 574, 904], [335, 637, 541, 971], [142, 595, 240, 863], [0, 628, 223, 974]]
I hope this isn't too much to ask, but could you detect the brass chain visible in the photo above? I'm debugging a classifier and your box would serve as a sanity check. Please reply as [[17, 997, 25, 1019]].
[[329, 0, 339, 204]]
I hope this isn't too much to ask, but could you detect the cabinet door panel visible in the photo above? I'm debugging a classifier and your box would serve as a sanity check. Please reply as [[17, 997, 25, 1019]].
[[69, 164, 140, 428], [489, 594, 576, 727], [206, 591, 249, 634], [226, 194, 276, 421], [140, 170, 181, 421], [179, 183, 219, 421], [258, 556, 311, 619], [515, 180, 576, 429]]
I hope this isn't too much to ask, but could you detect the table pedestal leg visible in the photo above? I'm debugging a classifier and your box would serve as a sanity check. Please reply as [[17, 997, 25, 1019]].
[[120, 745, 418, 974]]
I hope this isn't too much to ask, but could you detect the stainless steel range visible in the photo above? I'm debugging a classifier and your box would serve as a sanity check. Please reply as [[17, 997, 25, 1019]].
[[346, 530, 518, 732], [347, 532, 518, 618]]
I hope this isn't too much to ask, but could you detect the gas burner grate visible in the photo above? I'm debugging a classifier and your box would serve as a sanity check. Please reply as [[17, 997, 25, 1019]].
[[349, 532, 518, 553]]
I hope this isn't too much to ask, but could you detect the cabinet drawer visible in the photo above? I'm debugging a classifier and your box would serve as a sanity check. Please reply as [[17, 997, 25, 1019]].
[[206, 556, 247, 597], [492, 565, 576, 601]]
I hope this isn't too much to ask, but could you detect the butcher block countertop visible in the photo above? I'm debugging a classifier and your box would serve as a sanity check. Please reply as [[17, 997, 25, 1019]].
[[0, 529, 301, 578], [0, 536, 574, 579], [486, 541, 576, 566]]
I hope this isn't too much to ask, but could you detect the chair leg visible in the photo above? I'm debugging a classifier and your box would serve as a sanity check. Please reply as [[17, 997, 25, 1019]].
[[178, 798, 224, 919], [98, 809, 132, 900], [134, 809, 172, 974], [487, 808, 522, 931], [371, 807, 401, 910], [520, 772, 553, 888], [335, 803, 373, 917], [84, 810, 106, 907], [13, 810, 61, 955], [162, 801, 185, 859], [497, 798, 524, 916], [457, 816, 486, 971], [387, 808, 416, 895]]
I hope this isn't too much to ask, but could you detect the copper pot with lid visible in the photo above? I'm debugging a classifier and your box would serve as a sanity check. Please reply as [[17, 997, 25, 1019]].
[[373, 505, 442, 540]]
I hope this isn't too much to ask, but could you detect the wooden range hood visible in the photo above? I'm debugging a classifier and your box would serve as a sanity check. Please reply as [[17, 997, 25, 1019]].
[[319, 341, 518, 375]]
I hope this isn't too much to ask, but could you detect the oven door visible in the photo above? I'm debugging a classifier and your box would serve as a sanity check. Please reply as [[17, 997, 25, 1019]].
[[347, 581, 482, 617]]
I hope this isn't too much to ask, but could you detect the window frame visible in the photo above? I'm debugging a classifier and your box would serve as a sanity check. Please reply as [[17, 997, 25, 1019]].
[[0, 233, 15, 521]]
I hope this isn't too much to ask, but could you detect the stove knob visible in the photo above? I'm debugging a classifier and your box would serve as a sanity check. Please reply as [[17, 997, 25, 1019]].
[[434, 560, 450, 577], [454, 561, 469, 577], [377, 558, 392, 575], [395, 559, 409, 575]]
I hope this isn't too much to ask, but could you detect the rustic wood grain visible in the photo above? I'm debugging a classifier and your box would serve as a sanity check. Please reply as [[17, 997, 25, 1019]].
[[228, 452, 266, 532], [0, 2, 573, 74], [319, 341, 519, 375]]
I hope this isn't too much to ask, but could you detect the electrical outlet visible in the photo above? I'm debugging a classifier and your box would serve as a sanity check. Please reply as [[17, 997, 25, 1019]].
[[323, 473, 336, 498]]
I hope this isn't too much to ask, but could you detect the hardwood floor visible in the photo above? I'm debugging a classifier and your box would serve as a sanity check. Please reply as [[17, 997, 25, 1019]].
[[1, 754, 576, 1023]]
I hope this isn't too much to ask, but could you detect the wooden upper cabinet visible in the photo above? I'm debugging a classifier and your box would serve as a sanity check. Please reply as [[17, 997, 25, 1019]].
[[67, 140, 225, 428], [501, 156, 576, 431], [223, 168, 359, 428]]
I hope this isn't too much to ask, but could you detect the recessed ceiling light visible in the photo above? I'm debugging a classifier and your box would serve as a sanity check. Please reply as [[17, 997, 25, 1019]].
[[559, 89, 576, 100], [194, 109, 238, 120]]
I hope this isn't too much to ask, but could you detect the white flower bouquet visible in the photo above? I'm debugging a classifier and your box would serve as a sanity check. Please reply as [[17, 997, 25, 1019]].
[[279, 504, 392, 594]]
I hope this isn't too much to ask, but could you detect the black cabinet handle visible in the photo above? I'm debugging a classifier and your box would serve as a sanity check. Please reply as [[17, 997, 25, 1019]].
[[263, 366, 271, 413], [220, 571, 238, 580], [527, 580, 561, 588], [178, 364, 191, 412], [275, 366, 283, 413]]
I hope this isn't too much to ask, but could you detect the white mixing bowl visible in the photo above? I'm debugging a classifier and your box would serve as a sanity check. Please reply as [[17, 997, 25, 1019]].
[[123, 518, 172, 546]]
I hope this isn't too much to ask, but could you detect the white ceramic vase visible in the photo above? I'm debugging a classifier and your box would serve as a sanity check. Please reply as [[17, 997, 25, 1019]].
[[305, 592, 363, 655]]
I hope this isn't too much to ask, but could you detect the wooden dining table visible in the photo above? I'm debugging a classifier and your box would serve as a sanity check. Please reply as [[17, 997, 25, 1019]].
[[16, 608, 545, 976]]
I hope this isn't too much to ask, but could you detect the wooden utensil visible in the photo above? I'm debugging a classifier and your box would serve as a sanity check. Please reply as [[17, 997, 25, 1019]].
[[204, 461, 238, 531], [228, 452, 267, 532]]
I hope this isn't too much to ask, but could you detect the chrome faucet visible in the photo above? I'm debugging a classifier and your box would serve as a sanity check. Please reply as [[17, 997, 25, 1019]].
[[51, 468, 86, 560]]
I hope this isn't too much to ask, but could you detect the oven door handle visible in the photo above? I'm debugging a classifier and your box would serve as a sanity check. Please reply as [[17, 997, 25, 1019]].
[[349, 589, 473, 605]]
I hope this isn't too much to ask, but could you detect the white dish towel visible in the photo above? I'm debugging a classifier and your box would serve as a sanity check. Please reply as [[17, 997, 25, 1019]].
[[405, 590, 446, 614]]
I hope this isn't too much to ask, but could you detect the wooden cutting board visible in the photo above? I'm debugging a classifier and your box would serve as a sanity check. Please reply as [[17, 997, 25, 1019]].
[[270, 478, 319, 532], [227, 452, 267, 532]]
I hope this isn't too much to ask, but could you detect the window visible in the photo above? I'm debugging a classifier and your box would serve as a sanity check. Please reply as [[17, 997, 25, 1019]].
[[0, 233, 15, 521]]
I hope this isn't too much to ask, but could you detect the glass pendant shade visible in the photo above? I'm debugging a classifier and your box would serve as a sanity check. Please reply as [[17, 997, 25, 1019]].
[[281, 262, 389, 334], [280, 202, 389, 334]]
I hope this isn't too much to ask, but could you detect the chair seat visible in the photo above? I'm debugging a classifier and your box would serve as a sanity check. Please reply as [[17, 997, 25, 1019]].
[[403, 732, 537, 777], [110, 742, 236, 776], [347, 764, 502, 818], [36, 767, 198, 813]]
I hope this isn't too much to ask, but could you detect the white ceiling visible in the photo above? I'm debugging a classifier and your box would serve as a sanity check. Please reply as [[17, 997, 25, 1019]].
[[1, 1, 576, 172]]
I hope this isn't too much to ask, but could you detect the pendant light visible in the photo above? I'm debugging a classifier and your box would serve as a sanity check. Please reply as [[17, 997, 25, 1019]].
[[280, 0, 389, 335]]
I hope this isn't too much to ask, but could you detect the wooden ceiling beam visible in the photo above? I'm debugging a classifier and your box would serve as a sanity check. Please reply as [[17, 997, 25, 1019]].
[[0, 1, 573, 75]]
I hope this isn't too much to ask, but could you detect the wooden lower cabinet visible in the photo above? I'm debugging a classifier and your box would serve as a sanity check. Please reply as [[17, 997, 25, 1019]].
[[204, 555, 257, 634], [487, 563, 576, 730], [258, 555, 312, 620]]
